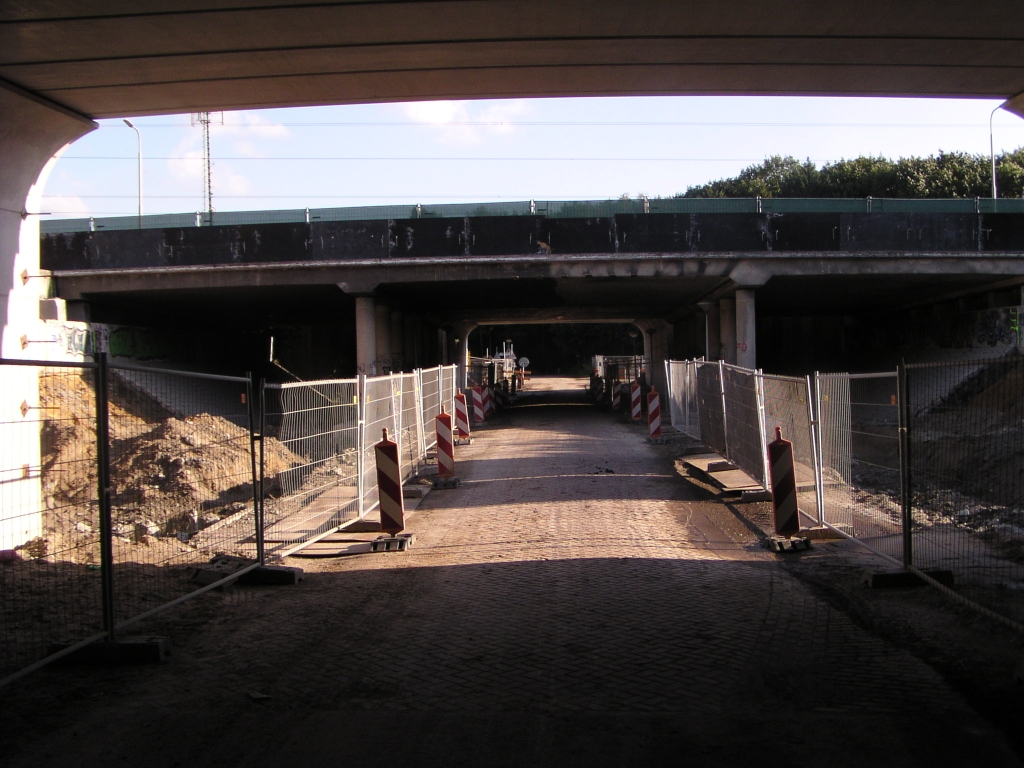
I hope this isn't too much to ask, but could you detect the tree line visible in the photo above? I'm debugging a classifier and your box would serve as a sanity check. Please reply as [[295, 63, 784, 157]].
[[677, 149, 1024, 198]]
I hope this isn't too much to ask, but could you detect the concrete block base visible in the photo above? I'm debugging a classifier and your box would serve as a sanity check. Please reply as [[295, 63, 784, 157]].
[[767, 535, 812, 553], [371, 533, 415, 552], [50, 636, 171, 666], [432, 477, 461, 490], [238, 565, 304, 586], [189, 554, 255, 586]]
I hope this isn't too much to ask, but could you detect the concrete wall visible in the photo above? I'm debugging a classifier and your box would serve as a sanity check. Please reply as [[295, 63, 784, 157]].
[[0, 82, 95, 551]]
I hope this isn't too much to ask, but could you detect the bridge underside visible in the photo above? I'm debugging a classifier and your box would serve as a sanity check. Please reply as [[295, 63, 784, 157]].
[[4, 2, 1024, 117]]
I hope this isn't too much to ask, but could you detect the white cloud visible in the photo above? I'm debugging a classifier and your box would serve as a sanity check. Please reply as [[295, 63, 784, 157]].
[[41, 193, 91, 216], [396, 99, 534, 145], [212, 112, 291, 157], [213, 162, 252, 196]]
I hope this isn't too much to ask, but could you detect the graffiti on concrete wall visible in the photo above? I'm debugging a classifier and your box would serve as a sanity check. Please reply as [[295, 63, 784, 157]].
[[107, 326, 179, 361], [900, 306, 1023, 351]]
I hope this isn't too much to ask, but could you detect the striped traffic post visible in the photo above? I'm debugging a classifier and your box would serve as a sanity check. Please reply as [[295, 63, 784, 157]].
[[374, 428, 405, 535], [612, 380, 621, 410], [647, 387, 661, 438], [483, 385, 494, 416], [768, 426, 799, 536], [472, 386, 485, 423], [630, 381, 642, 422], [435, 406, 456, 478], [454, 391, 471, 441]]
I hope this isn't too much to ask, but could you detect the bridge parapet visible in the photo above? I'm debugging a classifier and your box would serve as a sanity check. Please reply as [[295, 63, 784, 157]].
[[41, 210, 1024, 273]]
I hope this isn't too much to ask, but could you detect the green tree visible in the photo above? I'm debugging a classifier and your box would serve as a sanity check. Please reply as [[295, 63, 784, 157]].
[[678, 149, 1024, 198]]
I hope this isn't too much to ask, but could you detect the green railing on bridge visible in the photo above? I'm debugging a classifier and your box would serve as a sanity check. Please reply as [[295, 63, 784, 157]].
[[40, 197, 1024, 235]]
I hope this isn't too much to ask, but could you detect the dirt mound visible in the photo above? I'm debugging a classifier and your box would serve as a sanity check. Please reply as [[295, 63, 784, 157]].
[[38, 370, 303, 553]]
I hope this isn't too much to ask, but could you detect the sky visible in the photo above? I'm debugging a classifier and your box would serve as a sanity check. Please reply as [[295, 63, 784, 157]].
[[40, 95, 1024, 221]]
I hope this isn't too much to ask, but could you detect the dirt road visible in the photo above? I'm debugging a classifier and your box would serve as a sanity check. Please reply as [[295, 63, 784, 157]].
[[2, 383, 1020, 767]]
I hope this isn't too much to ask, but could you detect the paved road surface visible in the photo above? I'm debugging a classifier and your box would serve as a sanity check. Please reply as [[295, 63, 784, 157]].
[[2, 383, 1019, 767]]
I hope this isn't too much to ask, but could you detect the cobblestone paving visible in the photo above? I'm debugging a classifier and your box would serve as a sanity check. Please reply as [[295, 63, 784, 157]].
[[2, 391, 1020, 767]]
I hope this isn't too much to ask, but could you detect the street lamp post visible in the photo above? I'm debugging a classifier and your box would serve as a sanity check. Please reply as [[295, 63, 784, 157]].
[[123, 119, 142, 227], [990, 104, 1003, 200]]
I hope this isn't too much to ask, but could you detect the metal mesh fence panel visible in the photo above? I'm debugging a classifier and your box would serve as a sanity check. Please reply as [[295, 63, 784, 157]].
[[467, 358, 489, 388], [1, 361, 105, 682], [907, 357, 1024, 623], [666, 361, 700, 437], [361, 375, 399, 514], [104, 364, 257, 628], [721, 364, 766, 488], [421, 368, 441, 450], [695, 362, 727, 456], [761, 374, 820, 525], [441, 365, 456, 416], [398, 373, 422, 482], [262, 378, 359, 556], [817, 372, 904, 562]]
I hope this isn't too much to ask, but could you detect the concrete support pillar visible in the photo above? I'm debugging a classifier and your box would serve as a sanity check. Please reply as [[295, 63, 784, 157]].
[[414, 319, 424, 368], [0, 82, 96, 550], [354, 297, 376, 375], [374, 303, 390, 373], [641, 325, 653, 371], [698, 301, 720, 361], [719, 297, 737, 365], [636, 320, 673, 394], [389, 310, 404, 372], [440, 328, 449, 365], [736, 289, 757, 369], [399, 315, 415, 370], [454, 322, 476, 390]]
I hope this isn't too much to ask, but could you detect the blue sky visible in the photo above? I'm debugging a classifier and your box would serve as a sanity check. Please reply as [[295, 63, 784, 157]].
[[41, 96, 1024, 220]]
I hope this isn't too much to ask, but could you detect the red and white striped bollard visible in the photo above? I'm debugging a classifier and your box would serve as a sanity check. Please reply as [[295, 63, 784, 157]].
[[374, 428, 405, 535], [630, 381, 642, 422], [472, 386, 485, 423], [647, 387, 661, 438], [436, 406, 456, 478], [768, 426, 799, 536], [454, 391, 471, 441]]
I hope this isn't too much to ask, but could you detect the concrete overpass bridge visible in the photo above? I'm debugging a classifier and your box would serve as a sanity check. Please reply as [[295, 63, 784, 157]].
[[40, 198, 1024, 386], [5, 0, 1024, 368]]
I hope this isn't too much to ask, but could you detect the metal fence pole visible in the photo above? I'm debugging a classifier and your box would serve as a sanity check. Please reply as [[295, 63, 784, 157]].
[[247, 374, 265, 565], [663, 360, 671, 424], [809, 373, 827, 527], [755, 371, 771, 489], [718, 359, 729, 460], [93, 352, 115, 641], [390, 372, 401, 475], [897, 361, 913, 568], [357, 374, 366, 518], [415, 368, 426, 468]]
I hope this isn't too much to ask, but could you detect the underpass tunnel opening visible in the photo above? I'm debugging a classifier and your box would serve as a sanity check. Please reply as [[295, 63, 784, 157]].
[[469, 323, 643, 378]]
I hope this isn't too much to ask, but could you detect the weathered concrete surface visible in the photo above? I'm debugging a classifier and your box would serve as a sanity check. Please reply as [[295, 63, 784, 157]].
[[0, 396, 1020, 767], [5, 3, 1024, 118]]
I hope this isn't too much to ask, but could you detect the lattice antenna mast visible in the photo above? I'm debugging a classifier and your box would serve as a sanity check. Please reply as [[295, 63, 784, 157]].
[[190, 111, 222, 214]]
